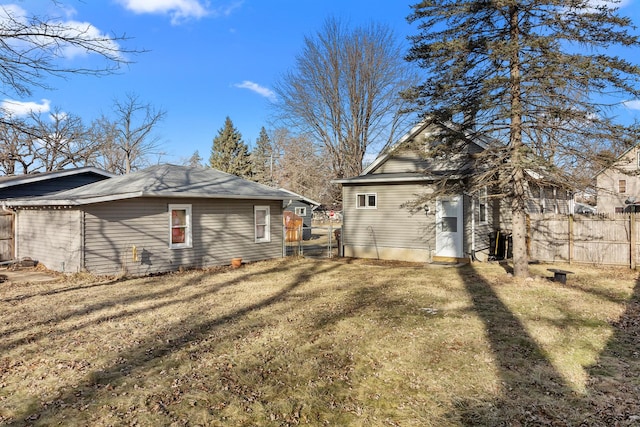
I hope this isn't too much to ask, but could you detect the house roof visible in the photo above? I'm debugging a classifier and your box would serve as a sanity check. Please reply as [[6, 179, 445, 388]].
[[0, 167, 114, 189], [279, 188, 321, 207], [360, 119, 490, 176], [3, 164, 295, 207], [593, 143, 639, 178]]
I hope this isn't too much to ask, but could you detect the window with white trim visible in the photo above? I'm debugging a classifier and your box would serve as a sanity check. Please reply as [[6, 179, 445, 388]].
[[619, 179, 627, 193], [169, 204, 192, 249], [294, 206, 307, 216], [356, 193, 377, 209], [255, 206, 271, 242], [478, 187, 488, 224]]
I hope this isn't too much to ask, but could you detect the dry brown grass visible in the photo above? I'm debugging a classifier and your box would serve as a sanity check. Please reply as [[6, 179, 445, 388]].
[[0, 258, 638, 426]]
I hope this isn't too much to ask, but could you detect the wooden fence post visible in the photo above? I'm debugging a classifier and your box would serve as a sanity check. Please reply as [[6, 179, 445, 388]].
[[568, 214, 574, 265], [631, 213, 636, 270]]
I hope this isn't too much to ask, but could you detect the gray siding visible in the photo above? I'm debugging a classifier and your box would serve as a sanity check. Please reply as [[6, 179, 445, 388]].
[[342, 184, 501, 262], [463, 194, 496, 260], [83, 198, 284, 276], [375, 150, 428, 174], [342, 183, 436, 261], [16, 208, 82, 272]]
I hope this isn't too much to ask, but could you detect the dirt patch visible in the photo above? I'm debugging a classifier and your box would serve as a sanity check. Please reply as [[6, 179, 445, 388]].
[[0, 267, 59, 284]]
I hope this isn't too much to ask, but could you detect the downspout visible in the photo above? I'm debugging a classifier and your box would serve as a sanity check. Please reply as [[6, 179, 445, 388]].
[[80, 210, 85, 271], [471, 195, 476, 260]]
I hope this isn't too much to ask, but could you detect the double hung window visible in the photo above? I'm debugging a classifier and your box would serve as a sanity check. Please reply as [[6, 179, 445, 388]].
[[255, 206, 271, 242], [169, 204, 192, 249]]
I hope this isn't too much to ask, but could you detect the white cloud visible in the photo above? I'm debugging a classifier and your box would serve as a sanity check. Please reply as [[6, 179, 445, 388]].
[[234, 81, 277, 102], [117, 0, 209, 24], [624, 100, 640, 110], [0, 4, 27, 21], [213, 1, 244, 17], [0, 99, 51, 117], [0, 4, 122, 61]]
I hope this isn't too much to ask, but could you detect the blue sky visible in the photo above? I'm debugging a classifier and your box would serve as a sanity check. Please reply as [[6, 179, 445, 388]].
[[1, 0, 640, 166]]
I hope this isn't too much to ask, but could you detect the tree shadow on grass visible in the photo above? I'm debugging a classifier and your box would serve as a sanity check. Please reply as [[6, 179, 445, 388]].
[[581, 273, 640, 426], [2, 260, 343, 426], [450, 265, 640, 426], [449, 265, 573, 426]]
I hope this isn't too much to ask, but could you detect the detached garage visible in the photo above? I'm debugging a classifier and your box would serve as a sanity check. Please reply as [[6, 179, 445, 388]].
[[3, 165, 293, 276]]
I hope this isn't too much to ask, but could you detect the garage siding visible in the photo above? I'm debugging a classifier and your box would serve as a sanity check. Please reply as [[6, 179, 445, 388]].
[[16, 208, 82, 272], [83, 198, 283, 276]]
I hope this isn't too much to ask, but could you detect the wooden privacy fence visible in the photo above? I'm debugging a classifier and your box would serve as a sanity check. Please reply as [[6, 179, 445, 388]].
[[529, 213, 640, 268], [0, 211, 13, 262]]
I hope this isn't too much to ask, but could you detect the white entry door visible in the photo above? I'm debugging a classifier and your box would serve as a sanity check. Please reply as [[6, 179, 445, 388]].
[[436, 196, 463, 258]]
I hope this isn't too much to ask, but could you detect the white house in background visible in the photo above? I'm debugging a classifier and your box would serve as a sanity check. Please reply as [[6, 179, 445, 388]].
[[596, 144, 640, 214]]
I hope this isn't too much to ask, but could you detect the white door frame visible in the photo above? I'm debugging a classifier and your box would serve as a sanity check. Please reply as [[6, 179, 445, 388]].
[[435, 195, 463, 258]]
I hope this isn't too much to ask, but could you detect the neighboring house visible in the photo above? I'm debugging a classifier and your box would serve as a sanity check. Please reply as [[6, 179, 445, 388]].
[[2, 164, 294, 275], [333, 121, 573, 264], [0, 167, 114, 262], [0, 167, 114, 200], [596, 144, 640, 214], [281, 189, 321, 240]]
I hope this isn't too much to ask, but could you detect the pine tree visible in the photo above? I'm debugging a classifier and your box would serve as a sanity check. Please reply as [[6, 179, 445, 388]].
[[251, 127, 274, 185], [209, 117, 251, 178], [406, 0, 640, 277]]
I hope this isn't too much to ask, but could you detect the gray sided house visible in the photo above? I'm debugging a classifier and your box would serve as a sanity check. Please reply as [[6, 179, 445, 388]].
[[3, 165, 293, 276], [334, 122, 573, 264], [281, 189, 321, 240], [0, 167, 114, 261]]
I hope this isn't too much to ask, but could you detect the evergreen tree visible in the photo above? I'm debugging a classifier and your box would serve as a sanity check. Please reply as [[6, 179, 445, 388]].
[[406, 0, 640, 277], [251, 127, 274, 185], [209, 117, 251, 178]]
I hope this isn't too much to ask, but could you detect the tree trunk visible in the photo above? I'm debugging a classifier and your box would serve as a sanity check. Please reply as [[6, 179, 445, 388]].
[[509, 5, 529, 278], [511, 168, 529, 277]]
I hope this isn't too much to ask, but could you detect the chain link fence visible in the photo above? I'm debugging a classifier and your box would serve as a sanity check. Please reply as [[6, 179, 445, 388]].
[[284, 222, 342, 258]]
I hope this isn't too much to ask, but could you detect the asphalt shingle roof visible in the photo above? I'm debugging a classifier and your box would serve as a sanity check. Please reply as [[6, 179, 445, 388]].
[[3, 164, 294, 207]]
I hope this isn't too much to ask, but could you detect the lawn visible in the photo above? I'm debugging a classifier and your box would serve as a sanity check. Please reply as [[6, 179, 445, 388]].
[[0, 258, 639, 426]]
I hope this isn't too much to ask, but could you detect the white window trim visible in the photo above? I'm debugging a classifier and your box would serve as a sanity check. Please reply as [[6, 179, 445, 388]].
[[294, 206, 307, 216], [169, 204, 192, 249], [619, 179, 627, 194], [255, 205, 271, 243], [356, 193, 377, 209]]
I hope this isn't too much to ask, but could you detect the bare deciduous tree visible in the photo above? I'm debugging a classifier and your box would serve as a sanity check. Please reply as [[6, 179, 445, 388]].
[[0, 3, 133, 99], [271, 128, 333, 204], [29, 107, 99, 171], [94, 93, 166, 174], [273, 17, 417, 183], [0, 117, 35, 174], [0, 2, 138, 135]]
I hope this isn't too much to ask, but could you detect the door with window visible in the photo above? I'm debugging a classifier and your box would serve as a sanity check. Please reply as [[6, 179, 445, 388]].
[[435, 196, 463, 258]]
